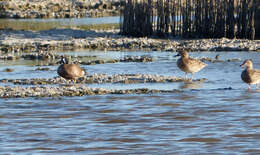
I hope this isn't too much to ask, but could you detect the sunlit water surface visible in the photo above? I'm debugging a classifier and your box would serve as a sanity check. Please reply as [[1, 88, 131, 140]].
[[1, 16, 120, 25], [1, 51, 260, 154]]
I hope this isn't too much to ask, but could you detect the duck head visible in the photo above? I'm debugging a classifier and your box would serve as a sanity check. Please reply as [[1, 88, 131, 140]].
[[58, 56, 69, 64], [240, 59, 253, 69], [175, 50, 188, 58], [215, 54, 220, 60]]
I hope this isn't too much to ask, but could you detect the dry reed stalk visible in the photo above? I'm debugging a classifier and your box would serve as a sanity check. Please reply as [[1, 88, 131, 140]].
[[120, 0, 258, 39]]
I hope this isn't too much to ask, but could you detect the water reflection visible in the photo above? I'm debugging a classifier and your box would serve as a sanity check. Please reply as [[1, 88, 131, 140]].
[[179, 81, 203, 89]]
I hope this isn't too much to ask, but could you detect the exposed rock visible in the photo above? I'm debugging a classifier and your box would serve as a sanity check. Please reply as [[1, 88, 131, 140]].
[[0, 55, 20, 60], [121, 55, 153, 62], [35, 67, 50, 71], [200, 55, 241, 63], [2, 68, 14, 72], [21, 51, 57, 60]]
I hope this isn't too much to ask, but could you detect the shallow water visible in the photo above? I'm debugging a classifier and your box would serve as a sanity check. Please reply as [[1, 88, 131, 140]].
[[1, 51, 260, 154], [0, 16, 119, 30], [1, 16, 120, 25]]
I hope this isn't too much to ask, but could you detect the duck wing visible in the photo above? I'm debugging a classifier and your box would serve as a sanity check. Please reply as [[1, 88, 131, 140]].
[[250, 69, 260, 82], [179, 57, 207, 73], [188, 58, 207, 66], [65, 64, 85, 78], [58, 64, 85, 79], [185, 57, 207, 71]]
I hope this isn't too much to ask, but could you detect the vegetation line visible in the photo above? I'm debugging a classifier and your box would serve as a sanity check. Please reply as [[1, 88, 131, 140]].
[[120, 0, 259, 40]]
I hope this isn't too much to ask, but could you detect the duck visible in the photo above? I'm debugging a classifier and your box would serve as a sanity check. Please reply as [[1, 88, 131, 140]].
[[175, 50, 207, 80], [215, 54, 220, 60], [57, 56, 85, 83], [240, 59, 260, 90]]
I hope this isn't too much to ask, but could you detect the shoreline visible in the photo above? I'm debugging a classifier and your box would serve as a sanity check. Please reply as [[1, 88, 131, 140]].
[[0, 28, 259, 54]]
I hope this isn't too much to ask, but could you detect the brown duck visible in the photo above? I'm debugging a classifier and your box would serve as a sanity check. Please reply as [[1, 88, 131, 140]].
[[175, 51, 207, 80], [57, 56, 85, 83], [240, 59, 260, 89]]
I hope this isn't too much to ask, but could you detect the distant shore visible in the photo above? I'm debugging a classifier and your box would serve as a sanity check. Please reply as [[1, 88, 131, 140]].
[[0, 0, 121, 18]]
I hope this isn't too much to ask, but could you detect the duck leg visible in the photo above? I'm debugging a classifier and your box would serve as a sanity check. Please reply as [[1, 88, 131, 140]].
[[64, 78, 70, 85], [61, 77, 68, 85], [185, 73, 188, 80], [248, 84, 251, 90], [63, 79, 71, 86], [256, 84, 258, 89], [190, 73, 194, 81]]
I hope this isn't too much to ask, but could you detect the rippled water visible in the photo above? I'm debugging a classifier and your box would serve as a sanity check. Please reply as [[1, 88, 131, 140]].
[[2, 16, 119, 25], [1, 51, 260, 154]]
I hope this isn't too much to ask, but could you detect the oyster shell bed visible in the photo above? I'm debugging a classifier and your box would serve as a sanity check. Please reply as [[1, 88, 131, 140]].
[[1, 29, 259, 54], [0, 86, 184, 98], [0, 0, 121, 18], [0, 74, 208, 98], [0, 52, 153, 65], [1, 74, 207, 85]]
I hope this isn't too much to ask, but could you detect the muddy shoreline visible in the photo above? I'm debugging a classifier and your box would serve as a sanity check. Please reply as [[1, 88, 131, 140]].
[[0, 29, 259, 54]]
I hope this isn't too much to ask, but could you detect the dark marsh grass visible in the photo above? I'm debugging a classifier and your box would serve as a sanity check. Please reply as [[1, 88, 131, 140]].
[[120, 0, 259, 40]]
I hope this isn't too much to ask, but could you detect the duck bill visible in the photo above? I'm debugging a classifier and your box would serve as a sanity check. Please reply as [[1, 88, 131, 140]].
[[174, 53, 180, 57], [57, 60, 62, 64], [240, 63, 245, 67]]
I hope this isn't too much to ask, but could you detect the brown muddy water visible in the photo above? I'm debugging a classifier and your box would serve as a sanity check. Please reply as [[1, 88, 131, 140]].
[[0, 51, 260, 154]]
